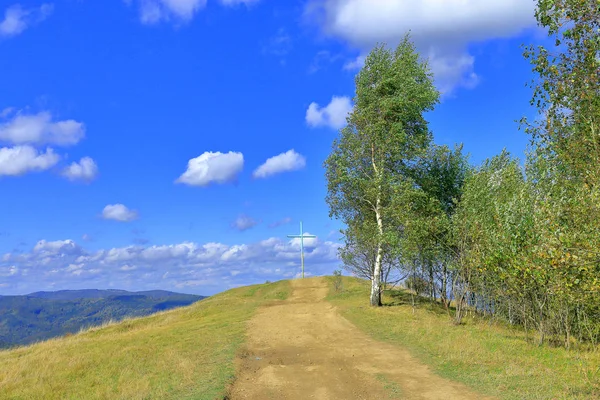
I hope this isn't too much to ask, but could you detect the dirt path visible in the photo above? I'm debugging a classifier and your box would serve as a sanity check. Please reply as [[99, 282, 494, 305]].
[[229, 278, 491, 400]]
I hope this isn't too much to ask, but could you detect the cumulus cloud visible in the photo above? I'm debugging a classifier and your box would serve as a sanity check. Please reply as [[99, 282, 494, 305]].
[[0, 145, 60, 176], [34, 240, 83, 256], [102, 204, 139, 222], [305, 0, 536, 93], [62, 157, 98, 182], [0, 236, 342, 294], [175, 151, 244, 187], [253, 149, 306, 179], [0, 4, 53, 37], [306, 96, 352, 129], [289, 233, 318, 248], [232, 214, 258, 231], [0, 110, 85, 146]]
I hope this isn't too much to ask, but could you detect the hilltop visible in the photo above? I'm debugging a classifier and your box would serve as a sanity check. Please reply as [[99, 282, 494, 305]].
[[0, 277, 597, 399]]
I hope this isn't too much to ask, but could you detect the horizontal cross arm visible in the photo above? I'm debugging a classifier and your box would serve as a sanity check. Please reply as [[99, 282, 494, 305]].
[[287, 235, 317, 238]]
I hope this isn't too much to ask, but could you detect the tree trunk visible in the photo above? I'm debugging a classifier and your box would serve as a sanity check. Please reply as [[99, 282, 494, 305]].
[[441, 263, 448, 308], [370, 197, 383, 307]]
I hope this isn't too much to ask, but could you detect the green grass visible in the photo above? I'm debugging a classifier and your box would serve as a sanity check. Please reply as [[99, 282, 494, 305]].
[[375, 373, 403, 399], [0, 280, 291, 400], [327, 276, 600, 400]]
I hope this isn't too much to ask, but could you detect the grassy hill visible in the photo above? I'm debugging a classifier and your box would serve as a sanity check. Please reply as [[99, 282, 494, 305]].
[[328, 277, 600, 400], [0, 290, 205, 348], [0, 280, 290, 400], [0, 277, 598, 399]]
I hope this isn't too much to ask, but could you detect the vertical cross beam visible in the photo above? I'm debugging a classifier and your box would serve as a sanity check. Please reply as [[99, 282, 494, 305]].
[[287, 221, 317, 278]]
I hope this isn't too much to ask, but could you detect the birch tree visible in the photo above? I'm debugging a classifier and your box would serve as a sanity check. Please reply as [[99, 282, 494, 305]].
[[325, 36, 439, 306]]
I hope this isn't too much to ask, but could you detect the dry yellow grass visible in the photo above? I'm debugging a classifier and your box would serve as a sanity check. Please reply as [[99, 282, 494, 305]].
[[0, 280, 290, 400], [327, 277, 600, 400]]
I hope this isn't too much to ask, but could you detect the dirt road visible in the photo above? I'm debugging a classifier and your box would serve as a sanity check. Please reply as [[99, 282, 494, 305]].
[[229, 277, 491, 400]]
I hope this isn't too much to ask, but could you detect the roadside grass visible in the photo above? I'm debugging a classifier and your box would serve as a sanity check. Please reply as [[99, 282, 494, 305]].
[[0, 280, 290, 400], [326, 276, 600, 400]]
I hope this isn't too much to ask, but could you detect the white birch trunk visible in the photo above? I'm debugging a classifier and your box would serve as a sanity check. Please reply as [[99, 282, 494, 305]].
[[370, 195, 383, 307]]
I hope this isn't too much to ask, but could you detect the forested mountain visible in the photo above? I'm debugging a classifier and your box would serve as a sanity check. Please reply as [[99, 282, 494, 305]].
[[0, 290, 205, 348]]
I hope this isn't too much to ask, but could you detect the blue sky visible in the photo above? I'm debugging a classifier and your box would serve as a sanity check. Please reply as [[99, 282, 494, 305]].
[[0, 0, 539, 295]]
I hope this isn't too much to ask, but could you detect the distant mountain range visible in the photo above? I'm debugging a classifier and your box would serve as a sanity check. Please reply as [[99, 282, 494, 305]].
[[0, 289, 206, 349]]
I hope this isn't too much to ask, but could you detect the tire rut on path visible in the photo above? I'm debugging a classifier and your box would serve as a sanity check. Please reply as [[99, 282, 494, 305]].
[[229, 277, 492, 400]]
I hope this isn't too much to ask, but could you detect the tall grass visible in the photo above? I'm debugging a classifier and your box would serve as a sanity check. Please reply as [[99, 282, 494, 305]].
[[0, 280, 290, 400], [327, 277, 600, 400]]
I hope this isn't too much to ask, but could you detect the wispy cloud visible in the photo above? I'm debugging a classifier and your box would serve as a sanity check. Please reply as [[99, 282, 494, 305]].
[[128, 0, 261, 25], [0, 4, 53, 38], [232, 214, 258, 231], [262, 28, 292, 57], [269, 217, 292, 228]]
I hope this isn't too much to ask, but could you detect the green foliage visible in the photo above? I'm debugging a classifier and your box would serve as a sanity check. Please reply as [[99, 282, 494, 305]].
[[323, 0, 600, 347], [400, 144, 470, 307], [333, 269, 344, 293], [325, 34, 439, 306]]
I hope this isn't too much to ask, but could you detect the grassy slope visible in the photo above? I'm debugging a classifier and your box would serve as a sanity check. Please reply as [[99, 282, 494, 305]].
[[327, 276, 600, 400], [0, 280, 290, 400]]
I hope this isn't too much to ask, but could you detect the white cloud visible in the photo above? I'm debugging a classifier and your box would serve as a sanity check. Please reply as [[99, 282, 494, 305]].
[[306, 96, 352, 129], [305, 0, 536, 93], [34, 240, 83, 256], [289, 233, 319, 248], [175, 151, 244, 187], [0, 4, 53, 37], [0, 145, 59, 176], [62, 157, 98, 182], [232, 214, 258, 231], [0, 236, 342, 294], [102, 204, 139, 222], [253, 149, 306, 179], [0, 110, 85, 146]]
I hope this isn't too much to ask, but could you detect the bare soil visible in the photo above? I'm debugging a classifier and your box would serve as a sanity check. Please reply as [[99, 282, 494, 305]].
[[229, 277, 492, 400]]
